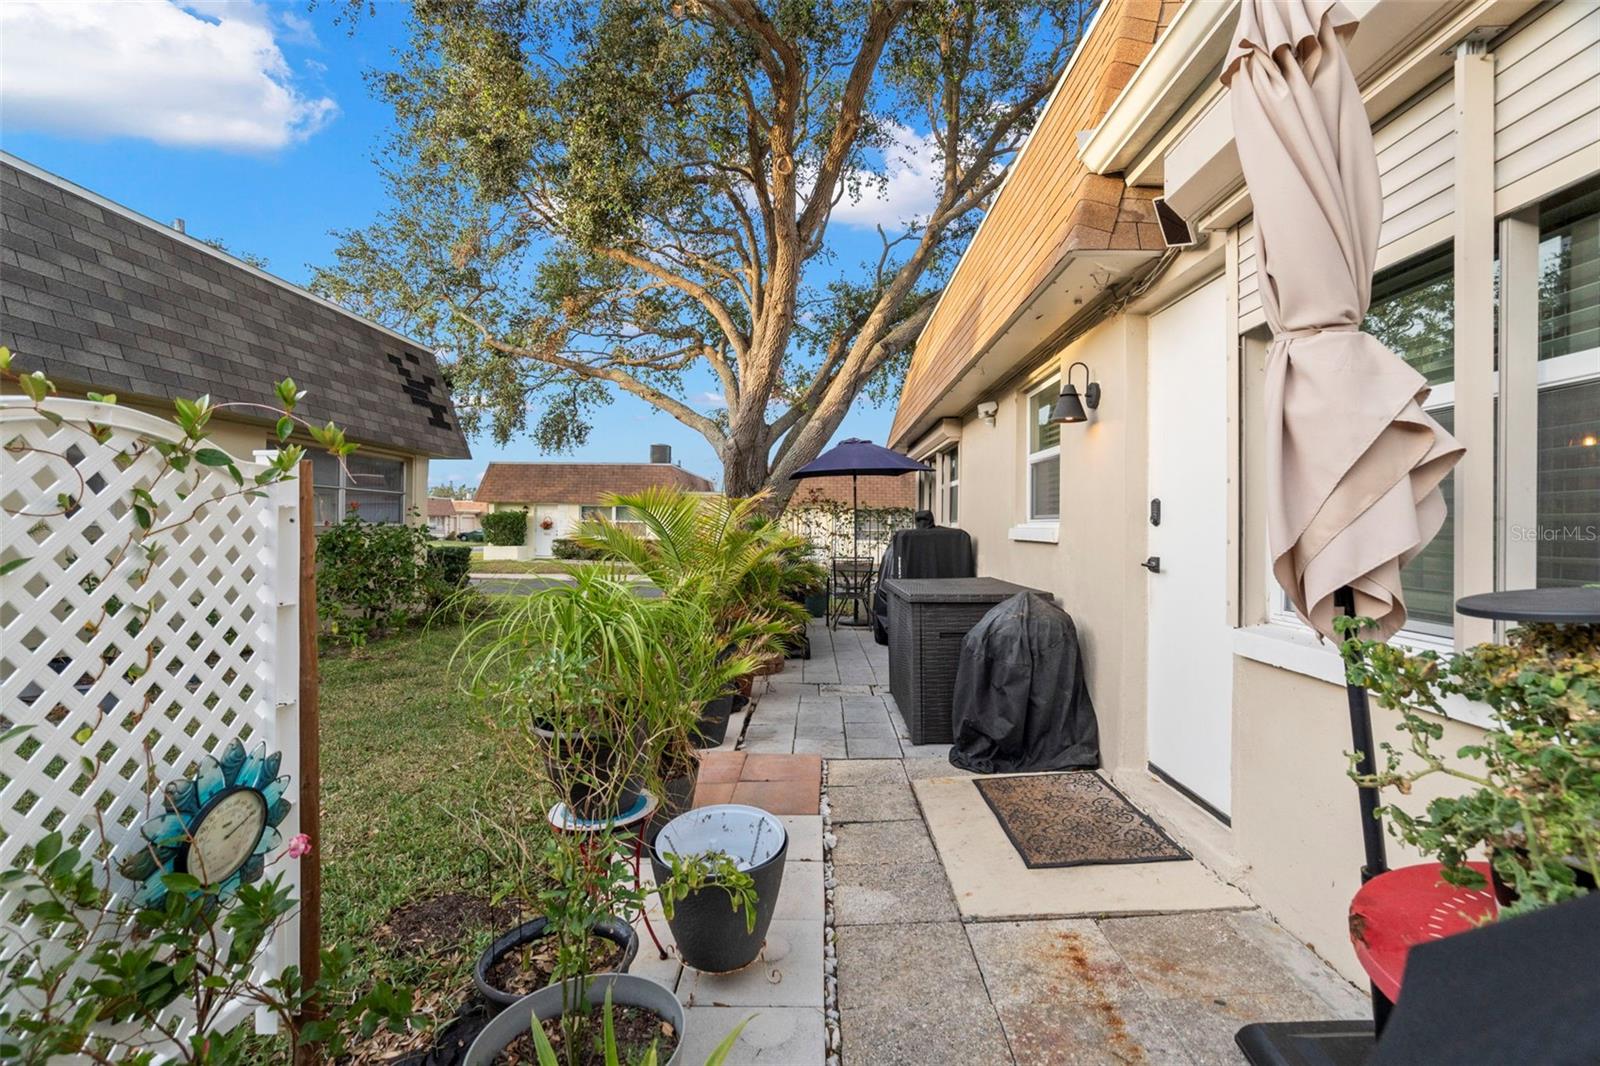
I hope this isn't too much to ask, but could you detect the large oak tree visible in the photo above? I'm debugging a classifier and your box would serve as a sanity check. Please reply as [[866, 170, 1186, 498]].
[[316, 0, 1096, 502]]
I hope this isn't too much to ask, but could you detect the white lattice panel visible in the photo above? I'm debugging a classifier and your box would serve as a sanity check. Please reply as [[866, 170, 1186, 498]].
[[1, 397, 302, 1047]]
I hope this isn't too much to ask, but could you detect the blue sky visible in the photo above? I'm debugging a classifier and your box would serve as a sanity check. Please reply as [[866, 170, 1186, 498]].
[[0, 0, 925, 491]]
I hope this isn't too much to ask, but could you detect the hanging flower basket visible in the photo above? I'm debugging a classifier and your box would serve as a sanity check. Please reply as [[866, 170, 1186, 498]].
[[539, 517, 555, 531]]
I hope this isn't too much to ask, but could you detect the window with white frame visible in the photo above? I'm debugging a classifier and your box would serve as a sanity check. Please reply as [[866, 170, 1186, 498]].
[[1533, 182, 1600, 590], [944, 446, 960, 524], [580, 504, 638, 523], [1270, 180, 1600, 637], [1362, 245, 1456, 634], [917, 466, 936, 513], [307, 450, 407, 529], [1027, 380, 1061, 522]]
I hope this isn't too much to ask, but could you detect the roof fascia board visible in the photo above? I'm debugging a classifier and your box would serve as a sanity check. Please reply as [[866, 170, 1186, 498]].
[[2, 151, 437, 356], [1079, 0, 1240, 178]]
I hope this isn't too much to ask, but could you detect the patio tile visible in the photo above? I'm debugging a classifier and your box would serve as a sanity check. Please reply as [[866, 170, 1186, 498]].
[[677, 919, 824, 1008], [740, 753, 822, 782], [900, 742, 956, 760], [1224, 909, 1371, 1018], [761, 681, 819, 699], [844, 736, 902, 759], [739, 722, 794, 753], [694, 781, 736, 807], [676, 1006, 825, 1065], [627, 920, 685, 991], [1156, 991, 1332, 1065], [834, 921, 982, 1011], [699, 751, 745, 784], [824, 759, 907, 786], [997, 990, 1196, 1066], [827, 782, 918, 822], [1097, 912, 1306, 999], [770, 857, 822, 920], [792, 736, 848, 757], [842, 720, 897, 740], [820, 683, 875, 694], [965, 920, 1143, 1007], [902, 756, 971, 780], [841, 698, 891, 724], [730, 777, 819, 816], [836, 923, 1010, 1065], [912, 776, 1251, 920], [833, 863, 956, 925], [831, 819, 937, 866], [778, 815, 824, 863]]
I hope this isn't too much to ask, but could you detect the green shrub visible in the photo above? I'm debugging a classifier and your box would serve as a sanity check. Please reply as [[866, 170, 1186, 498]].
[[427, 542, 473, 590], [481, 509, 528, 546], [317, 512, 448, 646], [552, 537, 603, 560]]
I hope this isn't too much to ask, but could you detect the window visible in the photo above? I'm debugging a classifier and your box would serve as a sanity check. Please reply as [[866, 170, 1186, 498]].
[[580, 504, 644, 529], [1534, 183, 1600, 589], [307, 450, 407, 528], [1027, 380, 1061, 521], [1362, 246, 1456, 632], [944, 447, 960, 524], [917, 467, 935, 513]]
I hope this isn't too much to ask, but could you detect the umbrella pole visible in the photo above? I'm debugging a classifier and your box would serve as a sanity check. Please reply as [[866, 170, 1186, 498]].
[[851, 474, 861, 625], [1337, 585, 1389, 883]]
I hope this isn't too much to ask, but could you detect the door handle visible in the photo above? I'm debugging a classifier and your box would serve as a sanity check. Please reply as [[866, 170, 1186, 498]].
[[1140, 556, 1161, 573]]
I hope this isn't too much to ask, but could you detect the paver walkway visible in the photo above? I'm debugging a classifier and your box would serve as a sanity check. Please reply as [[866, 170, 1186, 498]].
[[725, 620, 1370, 1065]]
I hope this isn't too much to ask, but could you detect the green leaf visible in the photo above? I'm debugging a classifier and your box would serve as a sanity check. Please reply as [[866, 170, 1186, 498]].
[[132, 504, 152, 531], [32, 832, 62, 867], [0, 557, 28, 577], [160, 872, 203, 895], [194, 448, 233, 467], [276, 415, 293, 442]]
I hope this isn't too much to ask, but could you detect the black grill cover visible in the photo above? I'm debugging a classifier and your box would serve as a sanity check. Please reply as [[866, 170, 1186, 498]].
[[872, 525, 975, 644], [949, 592, 1100, 773]]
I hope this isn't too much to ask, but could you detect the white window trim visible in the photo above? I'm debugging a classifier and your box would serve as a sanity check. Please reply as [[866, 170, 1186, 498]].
[[945, 449, 960, 524], [1008, 523, 1060, 543], [1026, 377, 1062, 524]]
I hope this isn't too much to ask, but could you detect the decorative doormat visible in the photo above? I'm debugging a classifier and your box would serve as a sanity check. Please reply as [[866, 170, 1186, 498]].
[[974, 773, 1190, 869]]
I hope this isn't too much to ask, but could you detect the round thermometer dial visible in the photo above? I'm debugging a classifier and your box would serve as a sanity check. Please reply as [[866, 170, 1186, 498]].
[[181, 787, 268, 885]]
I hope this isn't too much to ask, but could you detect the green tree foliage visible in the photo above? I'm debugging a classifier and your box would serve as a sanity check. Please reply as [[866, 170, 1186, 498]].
[[315, 0, 1098, 500]]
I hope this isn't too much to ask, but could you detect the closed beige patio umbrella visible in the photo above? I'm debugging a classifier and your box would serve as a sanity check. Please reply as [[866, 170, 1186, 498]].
[[1223, 0, 1463, 644]]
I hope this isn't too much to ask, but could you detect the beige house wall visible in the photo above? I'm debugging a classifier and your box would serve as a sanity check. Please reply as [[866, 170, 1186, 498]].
[[890, 0, 1599, 988]]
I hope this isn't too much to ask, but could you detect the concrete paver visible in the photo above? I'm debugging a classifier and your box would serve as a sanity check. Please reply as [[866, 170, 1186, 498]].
[[830, 820, 938, 866], [832, 863, 958, 926]]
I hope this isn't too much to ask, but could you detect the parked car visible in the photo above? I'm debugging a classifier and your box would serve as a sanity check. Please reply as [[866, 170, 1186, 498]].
[[458, 530, 484, 542]]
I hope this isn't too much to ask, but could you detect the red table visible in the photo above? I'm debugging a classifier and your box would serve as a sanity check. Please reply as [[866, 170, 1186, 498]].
[[1349, 861, 1498, 1003]]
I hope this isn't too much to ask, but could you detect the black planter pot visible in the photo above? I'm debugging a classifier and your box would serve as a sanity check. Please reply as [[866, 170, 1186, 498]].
[[804, 590, 829, 617], [693, 695, 734, 748], [473, 916, 639, 1007], [647, 770, 698, 849], [650, 804, 787, 974], [531, 724, 643, 821]]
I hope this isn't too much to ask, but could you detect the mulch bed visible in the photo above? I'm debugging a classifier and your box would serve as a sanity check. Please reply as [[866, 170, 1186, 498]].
[[975, 772, 1189, 869], [379, 892, 523, 957], [484, 936, 626, 999]]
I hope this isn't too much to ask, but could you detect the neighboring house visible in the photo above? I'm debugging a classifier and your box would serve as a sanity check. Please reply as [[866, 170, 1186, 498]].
[[890, 0, 1598, 984], [426, 496, 488, 538], [474, 446, 714, 558], [0, 154, 470, 530], [784, 472, 919, 559]]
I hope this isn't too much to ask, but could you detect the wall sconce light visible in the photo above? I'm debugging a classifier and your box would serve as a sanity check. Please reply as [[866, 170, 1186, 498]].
[[1051, 361, 1101, 424], [975, 401, 998, 426]]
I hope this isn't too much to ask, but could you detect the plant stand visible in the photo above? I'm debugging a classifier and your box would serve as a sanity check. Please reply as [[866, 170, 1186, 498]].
[[547, 792, 669, 960]]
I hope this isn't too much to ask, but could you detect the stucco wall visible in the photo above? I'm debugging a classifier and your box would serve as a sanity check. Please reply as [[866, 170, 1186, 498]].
[[943, 314, 1151, 773], [1232, 658, 1490, 981]]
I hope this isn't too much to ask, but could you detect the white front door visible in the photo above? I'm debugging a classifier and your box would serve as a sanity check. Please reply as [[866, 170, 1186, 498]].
[[532, 506, 557, 556], [1146, 276, 1234, 819]]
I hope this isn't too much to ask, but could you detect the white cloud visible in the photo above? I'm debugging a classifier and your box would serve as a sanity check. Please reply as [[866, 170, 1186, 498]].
[[828, 123, 942, 232], [695, 391, 728, 409], [0, 1, 337, 152]]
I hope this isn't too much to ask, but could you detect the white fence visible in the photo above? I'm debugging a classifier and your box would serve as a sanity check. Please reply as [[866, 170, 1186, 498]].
[[0, 397, 303, 1047]]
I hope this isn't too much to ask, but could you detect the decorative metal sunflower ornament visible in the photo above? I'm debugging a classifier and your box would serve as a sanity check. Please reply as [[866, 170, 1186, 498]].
[[119, 738, 292, 907]]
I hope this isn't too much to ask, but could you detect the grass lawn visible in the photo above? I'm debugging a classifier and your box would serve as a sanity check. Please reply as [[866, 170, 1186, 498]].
[[317, 621, 548, 1060], [468, 557, 585, 574]]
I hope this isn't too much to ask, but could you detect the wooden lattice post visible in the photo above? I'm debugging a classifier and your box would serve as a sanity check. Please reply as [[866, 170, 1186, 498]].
[[295, 461, 323, 1063]]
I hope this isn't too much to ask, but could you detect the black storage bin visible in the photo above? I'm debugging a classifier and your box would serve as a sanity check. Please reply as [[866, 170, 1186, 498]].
[[883, 577, 1051, 745]]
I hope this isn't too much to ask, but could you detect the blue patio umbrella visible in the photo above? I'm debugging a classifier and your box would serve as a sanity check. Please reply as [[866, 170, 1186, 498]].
[[790, 438, 931, 562]]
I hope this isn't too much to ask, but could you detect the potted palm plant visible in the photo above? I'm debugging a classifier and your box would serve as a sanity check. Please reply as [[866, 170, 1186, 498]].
[[456, 570, 755, 1037], [1344, 620, 1599, 913]]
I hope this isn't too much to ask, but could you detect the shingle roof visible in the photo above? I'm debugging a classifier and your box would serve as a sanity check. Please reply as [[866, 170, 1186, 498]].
[[427, 497, 489, 517], [787, 474, 917, 510], [0, 154, 470, 458], [475, 462, 714, 504]]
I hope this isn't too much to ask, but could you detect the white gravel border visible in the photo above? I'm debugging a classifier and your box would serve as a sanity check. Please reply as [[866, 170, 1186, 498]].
[[821, 759, 842, 1066]]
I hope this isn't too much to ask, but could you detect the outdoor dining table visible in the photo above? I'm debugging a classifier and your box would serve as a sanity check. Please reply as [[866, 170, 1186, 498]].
[[829, 557, 876, 630]]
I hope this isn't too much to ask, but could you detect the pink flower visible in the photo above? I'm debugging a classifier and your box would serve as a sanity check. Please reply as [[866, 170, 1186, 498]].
[[287, 833, 312, 859]]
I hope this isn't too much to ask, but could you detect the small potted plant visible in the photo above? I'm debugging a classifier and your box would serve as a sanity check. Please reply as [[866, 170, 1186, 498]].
[[1343, 620, 1599, 913], [650, 804, 786, 974]]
